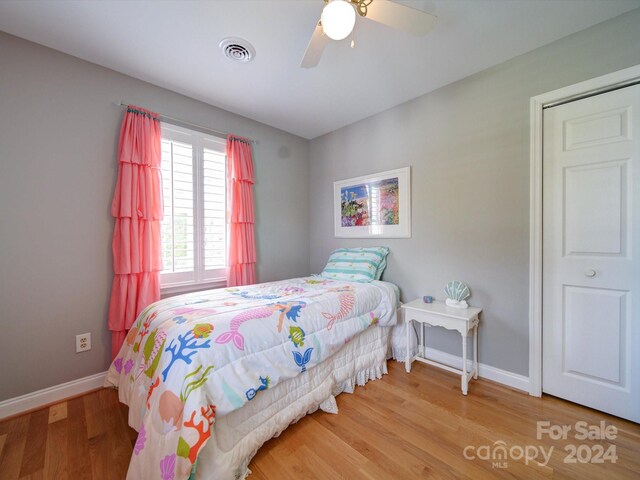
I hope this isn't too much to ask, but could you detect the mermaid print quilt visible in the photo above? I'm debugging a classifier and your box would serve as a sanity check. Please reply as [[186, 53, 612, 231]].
[[105, 276, 397, 479]]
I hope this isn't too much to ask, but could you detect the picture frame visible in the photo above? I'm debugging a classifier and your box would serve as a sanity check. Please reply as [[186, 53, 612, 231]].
[[334, 167, 411, 238]]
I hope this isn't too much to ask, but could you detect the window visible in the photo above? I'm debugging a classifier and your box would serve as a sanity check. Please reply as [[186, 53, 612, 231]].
[[160, 124, 226, 290]]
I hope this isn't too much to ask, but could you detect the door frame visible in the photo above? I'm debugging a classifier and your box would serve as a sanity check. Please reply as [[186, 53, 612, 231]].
[[528, 64, 640, 397]]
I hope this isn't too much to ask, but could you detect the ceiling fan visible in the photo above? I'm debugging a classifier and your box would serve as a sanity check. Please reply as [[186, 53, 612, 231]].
[[301, 0, 437, 68]]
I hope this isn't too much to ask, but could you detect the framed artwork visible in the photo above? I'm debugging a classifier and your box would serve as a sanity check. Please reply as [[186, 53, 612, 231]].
[[334, 167, 411, 238]]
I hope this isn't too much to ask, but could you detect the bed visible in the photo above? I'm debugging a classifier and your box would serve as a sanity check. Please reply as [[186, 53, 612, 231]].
[[105, 275, 401, 480]]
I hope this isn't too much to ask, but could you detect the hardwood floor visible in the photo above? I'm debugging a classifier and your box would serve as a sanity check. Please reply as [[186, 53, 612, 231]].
[[1, 360, 639, 479]]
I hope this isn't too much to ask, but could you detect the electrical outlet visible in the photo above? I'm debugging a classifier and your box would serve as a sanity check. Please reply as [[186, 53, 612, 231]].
[[76, 333, 91, 353]]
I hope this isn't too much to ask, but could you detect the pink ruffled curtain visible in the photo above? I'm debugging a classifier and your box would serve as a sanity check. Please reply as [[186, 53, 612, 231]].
[[108, 106, 163, 359], [226, 135, 256, 287]]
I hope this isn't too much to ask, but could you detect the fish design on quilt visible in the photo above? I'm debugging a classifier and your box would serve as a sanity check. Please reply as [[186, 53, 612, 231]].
[[193, 323, 214, 339], [292, 347, 314, 373], [321, 291, 356, 330], [288, 326, 306, 347], [245, 376, 270, 401]]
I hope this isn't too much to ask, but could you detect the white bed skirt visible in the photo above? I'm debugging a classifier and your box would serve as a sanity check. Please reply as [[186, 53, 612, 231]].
[[196, 325, 393, 480], [389, 305, 419, 363]]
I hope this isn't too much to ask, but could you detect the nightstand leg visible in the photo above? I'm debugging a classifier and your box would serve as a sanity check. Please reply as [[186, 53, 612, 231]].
[[461, 333, 468, 395], [473, 324, 478, 380], [405, 318, 411, 373], [420, 322, 424, 357]]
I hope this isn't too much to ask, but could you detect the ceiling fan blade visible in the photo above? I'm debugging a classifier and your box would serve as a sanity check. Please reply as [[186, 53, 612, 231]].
[[365, 0, 437, 36], [300, 21, 328, 68]]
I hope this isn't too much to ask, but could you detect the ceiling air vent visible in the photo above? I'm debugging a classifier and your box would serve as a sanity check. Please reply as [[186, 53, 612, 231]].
[[219, 37, 256, 63]]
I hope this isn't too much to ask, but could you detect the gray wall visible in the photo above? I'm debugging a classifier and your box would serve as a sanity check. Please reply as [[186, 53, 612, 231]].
[[1, 8, 639, 401], [309, 9, 640, 376], [0, 32, 310, 401]]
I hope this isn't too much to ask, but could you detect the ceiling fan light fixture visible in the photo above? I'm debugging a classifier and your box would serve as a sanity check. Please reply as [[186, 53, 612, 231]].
[[321, 0, 356, 41]]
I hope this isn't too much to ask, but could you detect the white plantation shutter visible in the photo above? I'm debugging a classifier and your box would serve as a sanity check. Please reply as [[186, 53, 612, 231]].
[[161, 139, 195, 275], [203, 148, 226, 270], [160, 124, 227, 289]]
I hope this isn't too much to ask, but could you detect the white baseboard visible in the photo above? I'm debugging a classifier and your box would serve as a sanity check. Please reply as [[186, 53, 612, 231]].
[[423, 347, 530, 393], [0, 371, 107, 420]]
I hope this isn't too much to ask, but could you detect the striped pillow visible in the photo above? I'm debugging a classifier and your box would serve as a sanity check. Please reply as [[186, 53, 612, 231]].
[[320, 247, 390, 283]]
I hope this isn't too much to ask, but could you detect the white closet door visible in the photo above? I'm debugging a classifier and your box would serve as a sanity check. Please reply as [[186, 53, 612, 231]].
[[543, 84, 640, 422]]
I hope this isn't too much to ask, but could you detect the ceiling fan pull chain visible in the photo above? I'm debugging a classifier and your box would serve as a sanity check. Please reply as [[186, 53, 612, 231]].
[[351, 25, 356, 48]]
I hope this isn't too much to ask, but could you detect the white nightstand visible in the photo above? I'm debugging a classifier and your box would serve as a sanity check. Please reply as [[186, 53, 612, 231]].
[[402, 299, 482, 395]]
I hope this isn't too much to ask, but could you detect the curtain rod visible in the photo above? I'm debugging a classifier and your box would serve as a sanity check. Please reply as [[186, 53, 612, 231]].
[[115, 101, 256, 144]]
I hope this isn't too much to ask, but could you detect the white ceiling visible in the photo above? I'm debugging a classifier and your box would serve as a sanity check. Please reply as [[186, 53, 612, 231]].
[[0, 0, 638, 139]]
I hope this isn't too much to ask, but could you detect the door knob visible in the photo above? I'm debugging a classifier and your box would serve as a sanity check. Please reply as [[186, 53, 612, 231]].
[[585, 269, 596, 278]]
